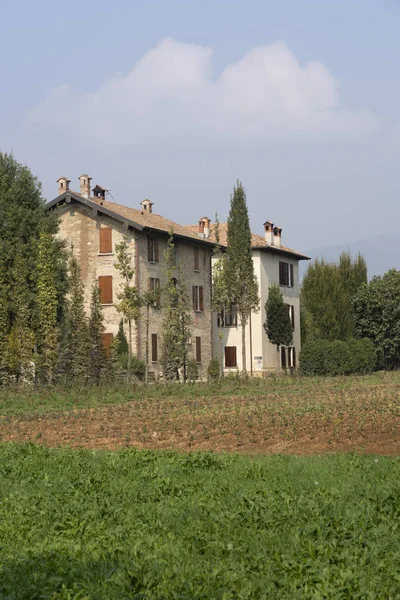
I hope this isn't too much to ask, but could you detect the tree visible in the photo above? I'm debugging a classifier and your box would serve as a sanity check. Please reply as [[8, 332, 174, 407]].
[[264, 284, 293, 351], [114, 237, 142, 380], [160, 233, 192, 381], [62, 254, 90, 382], [116, 319, 129, 356], [301, 252, 367, 341], [88, 282, 107, 384], [224, 181, 259, 375], [353, 269, 400, 369], [211, 214, 229, 379], [142, 283, 161, 384]]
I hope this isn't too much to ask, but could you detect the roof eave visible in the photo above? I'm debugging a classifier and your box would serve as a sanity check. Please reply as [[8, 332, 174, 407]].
[[252, 245, 310, 260]]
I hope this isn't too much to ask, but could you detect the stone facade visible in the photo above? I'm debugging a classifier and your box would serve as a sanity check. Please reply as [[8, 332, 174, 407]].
[[56, 198, 213, 379]]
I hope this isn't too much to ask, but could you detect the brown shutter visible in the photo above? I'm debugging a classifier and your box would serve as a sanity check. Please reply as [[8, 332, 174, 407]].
[[154, 238, 159, 263], [192, 286, 197, 311], [279, 262, 284, 285], [292, 347, 296, 367], [100, 227, 112, 253], [98, 276, 113, 304], [194, 248, 199, 271], [199, 286, 204, 311], [147, 237, 152, 262], [225, 346, 237, 368], [102, 333, 113, 358], [281, 347, 287, 368], [196, 337, 201, 363], [290, 264, 294, 287], [151, 334, 158, 362]]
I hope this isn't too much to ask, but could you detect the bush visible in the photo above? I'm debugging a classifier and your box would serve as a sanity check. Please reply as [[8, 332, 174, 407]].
[[187, 359, 199, 382], [300, 338, 377, 376], [117, 353, 146, 381], [207, 358, 220, 381]]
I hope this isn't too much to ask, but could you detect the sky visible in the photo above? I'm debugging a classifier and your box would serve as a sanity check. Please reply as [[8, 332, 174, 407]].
[[1, 0, 400, 256]]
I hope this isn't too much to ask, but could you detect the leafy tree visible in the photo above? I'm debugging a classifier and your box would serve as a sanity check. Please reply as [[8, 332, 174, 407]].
[[142, 283, 161, 384], [160, 233, 192, 381], [224, 181, 259, 375], [62, 254, 90, 382], [301, 252, 367, 341], [353, 269, 400, 369], [211, 214, 229, 379], [116, 319, 129, 356], [114, 237, 143, 380], [88, 282, 107, 384], [264, 284, 293, 350]]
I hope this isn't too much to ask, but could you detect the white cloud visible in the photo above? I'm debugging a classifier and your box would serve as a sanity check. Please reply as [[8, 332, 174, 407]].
[[27, 38, 379, 148]]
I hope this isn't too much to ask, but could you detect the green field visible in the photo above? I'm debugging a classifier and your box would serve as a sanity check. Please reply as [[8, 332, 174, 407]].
[[1, 444, 399, 599]]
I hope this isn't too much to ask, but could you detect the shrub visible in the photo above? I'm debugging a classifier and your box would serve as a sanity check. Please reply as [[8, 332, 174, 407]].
[[187, 359, 199, 382], [117, 353, 146, 381], [300, 338, 377, 376], [207, 358, 220, 381]]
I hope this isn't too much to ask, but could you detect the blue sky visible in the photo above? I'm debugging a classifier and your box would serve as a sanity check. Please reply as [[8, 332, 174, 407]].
[[1, 0, 400, 254]]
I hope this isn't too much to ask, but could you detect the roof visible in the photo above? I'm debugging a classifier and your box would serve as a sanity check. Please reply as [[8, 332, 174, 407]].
[[185, 222, 310, 260], [45, 191, 216, 247]]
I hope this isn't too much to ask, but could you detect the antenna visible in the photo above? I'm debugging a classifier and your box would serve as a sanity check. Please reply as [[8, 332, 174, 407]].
[[106, 190, 115, 202]]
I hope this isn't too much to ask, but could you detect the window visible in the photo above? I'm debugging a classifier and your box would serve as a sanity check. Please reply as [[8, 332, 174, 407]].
[[102, 333, 113, 358], [225, 346, 237, 368], [99, 227, 112, 254], [98, 276, 113, 304], [288, 347, 296, 368], [194, 248, 200, 271], [288, 305, 295, 329], [279, 262, 294, 287], [147, 236, 159, 263], [280, 346, 287, 368], [192, 285, 204, 312], [151, 334, 158, 362], [195, 337, 202, 363], [149, 277, 160, 292], [217, 304, 237, 327]]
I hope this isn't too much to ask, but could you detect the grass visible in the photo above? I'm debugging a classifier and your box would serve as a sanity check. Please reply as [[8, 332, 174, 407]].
[[1, 444, 399, 599]]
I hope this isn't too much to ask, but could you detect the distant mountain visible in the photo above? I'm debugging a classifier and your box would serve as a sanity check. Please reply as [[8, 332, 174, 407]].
[[301, 234, 400, 280]]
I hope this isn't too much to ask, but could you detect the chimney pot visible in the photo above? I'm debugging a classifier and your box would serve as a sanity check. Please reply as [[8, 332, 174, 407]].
[[57, 176, 71, 196], [140, 199, 154, 214], [79, 174, 92, 198], [198, 216, 211, 239], [273, 226, 282, 248], [263, 221, 274, 244]]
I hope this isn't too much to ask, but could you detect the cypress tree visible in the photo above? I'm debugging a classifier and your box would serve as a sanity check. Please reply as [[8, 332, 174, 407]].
[[142, 284, 161, 384], [211, 214, 229, 379], [88, 281, 107, 384], [264, 284, 293, 350], [224, 181, 259, 375], [116, 319, 129, 355]]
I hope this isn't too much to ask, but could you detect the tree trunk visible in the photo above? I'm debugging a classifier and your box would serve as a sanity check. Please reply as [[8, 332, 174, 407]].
[[241, 314, 247, 377], [127, 318, 132, 382], [145, 304, 149, 385], [219, 328, 223, 380]]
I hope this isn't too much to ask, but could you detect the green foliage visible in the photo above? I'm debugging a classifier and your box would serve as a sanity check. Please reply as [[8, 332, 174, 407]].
[[300, 338, 376, 376], [212, 214, 229, 379], [302, 252, 367, 341], [353, 269, 400, 369], [116, 319, 129, 355], [224, 181, 259, 374], [61, 255, 90, 382], [264, 284, 293, 349], [117, 353, 146, 380], [1, 444, 399, 598], [160, 233, 192, 381], [88, 282, 108, 385], [187, 358, 199, 382], [207, 357, 220, 381]]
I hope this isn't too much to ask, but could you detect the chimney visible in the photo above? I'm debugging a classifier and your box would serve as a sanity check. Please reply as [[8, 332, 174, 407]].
[[198, 217, 211, 239], [78, 174, 91, 198], [57, 176, 71, 196], [273, 226, 282, 248], [264, 221, 274, 244], [140, 199, 154, 214]]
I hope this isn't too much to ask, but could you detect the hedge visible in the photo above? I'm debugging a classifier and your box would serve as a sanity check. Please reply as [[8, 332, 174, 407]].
[[299, 338, 376, 376]]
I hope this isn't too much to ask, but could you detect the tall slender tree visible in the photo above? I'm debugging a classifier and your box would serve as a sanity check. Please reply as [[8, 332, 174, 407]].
[[142, 283, 161, 384], [224, 181, 259, 375], [114, 236, 142, 380], [211, 214, 229, 379], [88, 281, 107, 384], [264, 284, 293, 351]]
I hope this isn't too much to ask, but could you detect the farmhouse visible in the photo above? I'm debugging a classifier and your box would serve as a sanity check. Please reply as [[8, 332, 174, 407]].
[[47, 175, 215, 379]]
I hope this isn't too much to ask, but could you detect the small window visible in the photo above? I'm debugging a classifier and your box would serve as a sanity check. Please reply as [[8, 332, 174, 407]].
[[288, 347, 296, 368], [194, 248, 200, 271], [218, 304, 237, 327], [102, 333, 113, 358], [99, 227, 112, 254], [279, 262, 294, 287], [280, 346, 287, 368], [98, 276, 113, 304], [225, 346, 237, 368], [192, 286, 204, 312], [149, 277, 160, 292], [151, 333, 158, 362], [288, 305, 295, 329], [195, 337, 201, 363], [148, 236, 159, 263]]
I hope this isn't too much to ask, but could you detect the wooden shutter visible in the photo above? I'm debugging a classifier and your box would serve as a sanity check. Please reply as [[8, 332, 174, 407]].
[[147, 237, 153, 262], [290, 264, 294, 287], [279, 262, 284, 285], [199, 286, 204, 311], [194, 248, 199, 271], [99, 227, 112, 253], [225, 346, 237, 368], [195, 337, 201, 363], [281, 347, 287, 368], [98, 276, 113, 304], [192, 286, 197, 311], [292, 347, 296, 367], [151, 334, 158, 362], [102, 333, 113, 358], [154, 238, 159, 263]]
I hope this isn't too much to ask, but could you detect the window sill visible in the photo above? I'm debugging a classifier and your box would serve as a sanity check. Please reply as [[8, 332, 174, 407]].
[[98, 253, 114, 256], [194, 269, 200, 273], [100, 303, 114, 306], [194, 310, 203, 314], [148, 260, 159, 264]]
